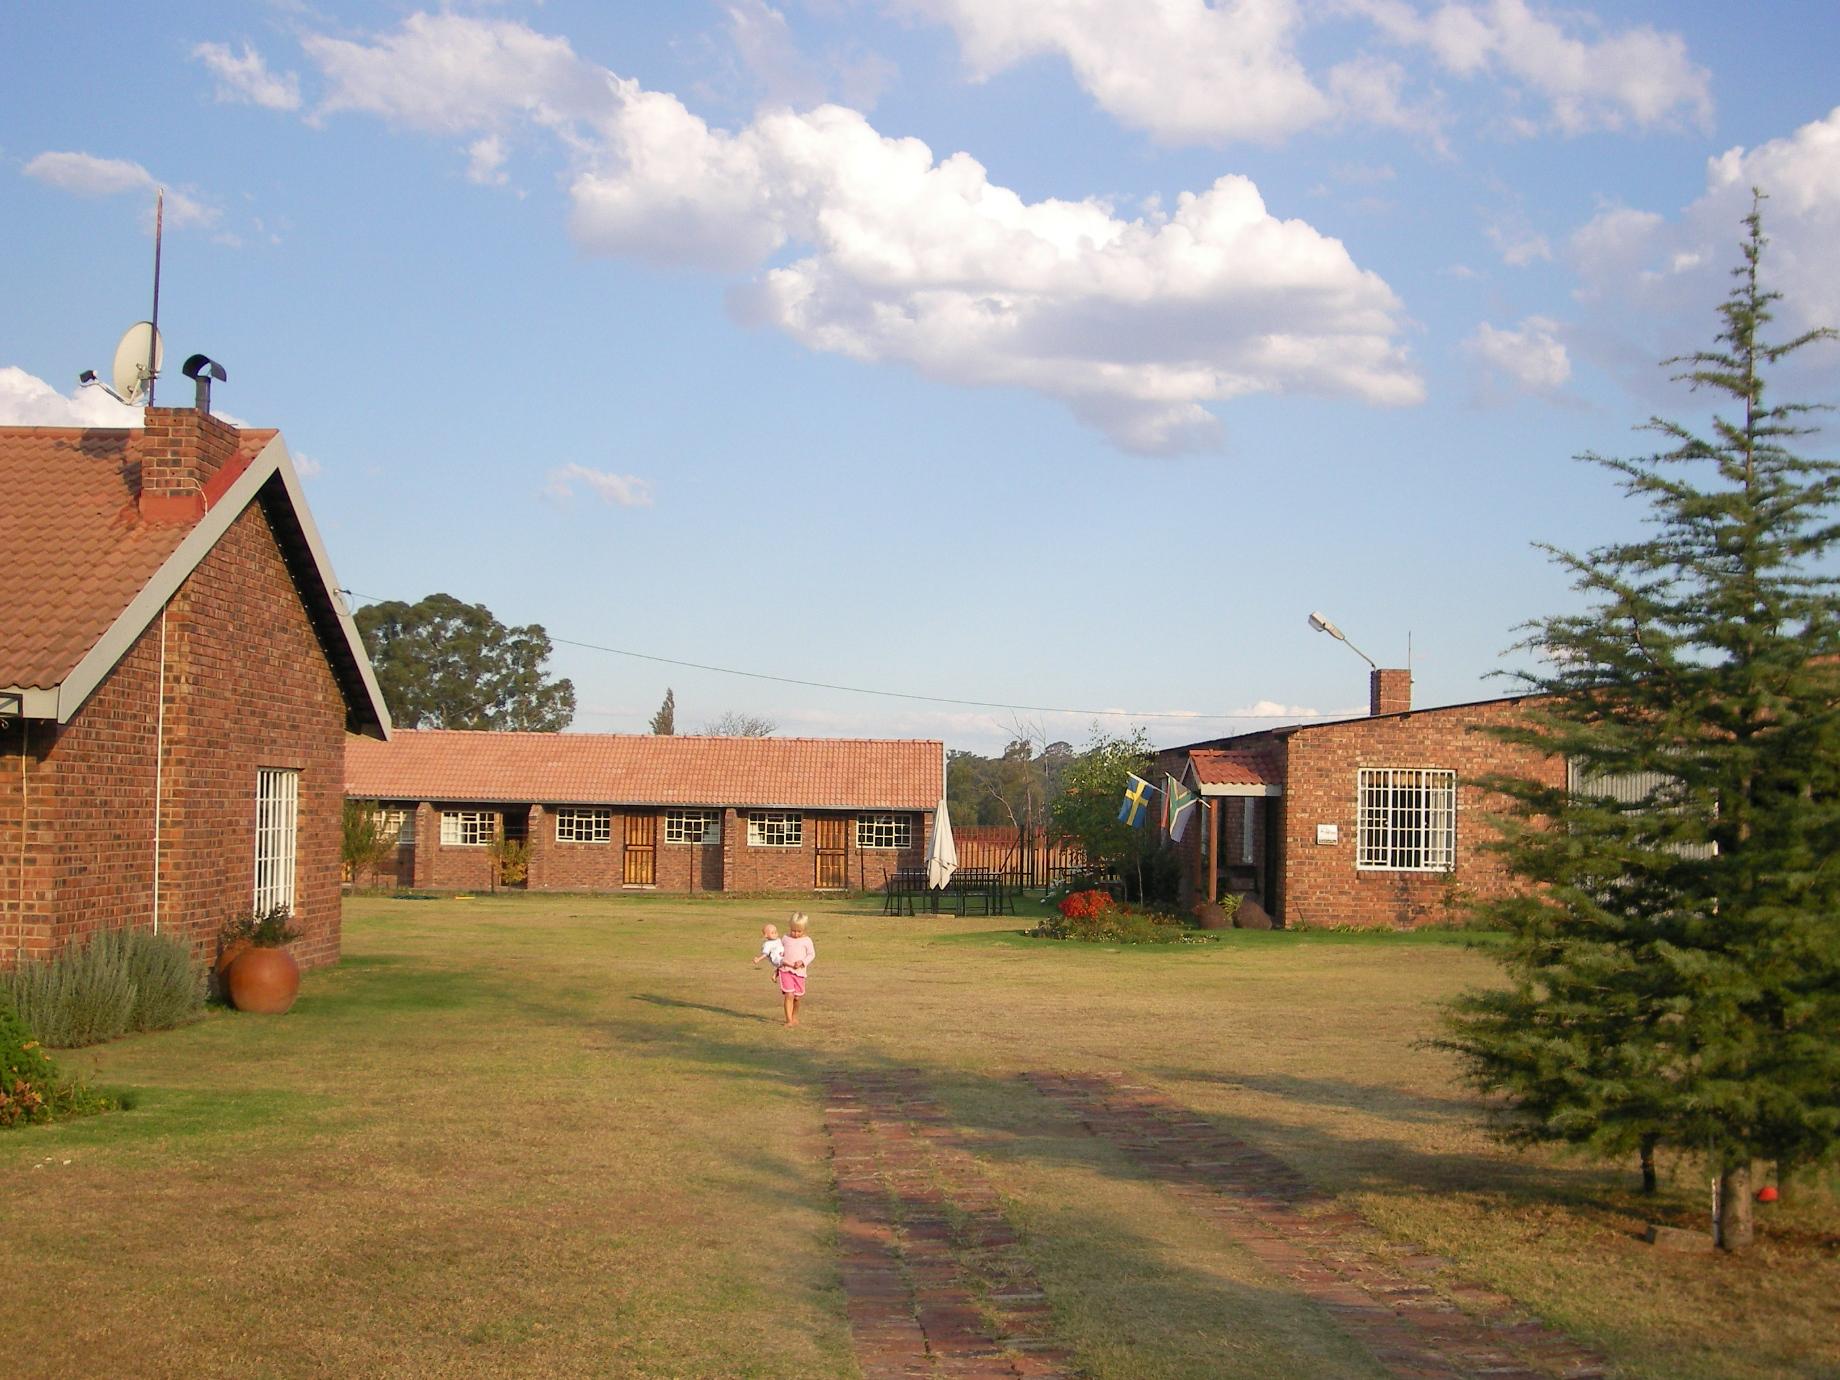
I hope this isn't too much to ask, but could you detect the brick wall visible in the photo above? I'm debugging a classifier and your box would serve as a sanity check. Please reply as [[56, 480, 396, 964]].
[[1, 495, 349, 970], [0, 717, 61, 962], [1276, 700, 1560, 929], [397, 804, 927, 894]]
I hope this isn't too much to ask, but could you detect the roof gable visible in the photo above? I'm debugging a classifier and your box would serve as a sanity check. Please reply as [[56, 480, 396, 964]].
[[0, 422, 389, 737], [347, 731, 944, 811]]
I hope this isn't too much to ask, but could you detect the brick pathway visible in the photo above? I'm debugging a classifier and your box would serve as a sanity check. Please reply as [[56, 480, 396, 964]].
[[1026, 1072, 1611, 1380], [823, 1070, 1075, 1379]]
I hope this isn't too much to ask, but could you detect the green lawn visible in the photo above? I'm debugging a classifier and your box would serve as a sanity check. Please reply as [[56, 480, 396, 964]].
[[4, 893, 1835, 1378]]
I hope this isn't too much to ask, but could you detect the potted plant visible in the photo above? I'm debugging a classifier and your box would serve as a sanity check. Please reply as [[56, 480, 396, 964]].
[[219, 905, 304, 1014]]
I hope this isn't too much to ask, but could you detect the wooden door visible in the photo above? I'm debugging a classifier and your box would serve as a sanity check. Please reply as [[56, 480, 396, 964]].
[[624, 813, 657, 886], [815, 816, 848, 889]]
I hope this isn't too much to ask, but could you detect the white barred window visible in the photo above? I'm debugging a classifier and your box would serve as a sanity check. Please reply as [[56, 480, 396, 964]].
[[1357, 769, 1456, 872], [855, 814, 910, 850], [555, 807, 612, 843], [253, 769, 299, 913], [747, 812, 803, 847], [440, 810, 497, 847], [665, 810, 720, 845]]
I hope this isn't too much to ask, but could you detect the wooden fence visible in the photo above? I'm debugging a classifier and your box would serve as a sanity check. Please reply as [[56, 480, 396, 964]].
[[950, 826, 1090, 889]]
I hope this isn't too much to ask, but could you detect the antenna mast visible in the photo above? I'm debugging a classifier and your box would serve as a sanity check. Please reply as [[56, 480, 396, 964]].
[[147, 188, 164, 407]]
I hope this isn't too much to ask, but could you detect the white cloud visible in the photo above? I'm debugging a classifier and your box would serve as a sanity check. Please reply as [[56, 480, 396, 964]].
[[1463, 315, 1571, 395], [1568, 106, 1840, 379], [192, 41, 301, 111], [303, 13, 1421, 454], [544, 463, 653, 507], [897, 0, 1704, 146], [466, 135, 510, 186], [1486, 220, 1551, 267], [899, 0, 1333, 144], [0, 366, 145, 427], [292, 450, 323, 478], [22, 152, 219, 229], [1352, 0, 1712, 135], [725, 0, 826, 109]]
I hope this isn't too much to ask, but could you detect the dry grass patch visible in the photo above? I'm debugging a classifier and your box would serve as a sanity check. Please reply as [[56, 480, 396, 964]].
[[1, 892, 1833, 1378]]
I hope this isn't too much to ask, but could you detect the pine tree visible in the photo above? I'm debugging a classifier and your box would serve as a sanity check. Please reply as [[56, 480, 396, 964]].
[[650, 688, 675, 735], [1441, 195, 1840, 1250]]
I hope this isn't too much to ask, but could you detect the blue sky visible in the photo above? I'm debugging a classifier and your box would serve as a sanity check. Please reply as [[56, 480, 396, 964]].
[[4, 2, 1837, 754]]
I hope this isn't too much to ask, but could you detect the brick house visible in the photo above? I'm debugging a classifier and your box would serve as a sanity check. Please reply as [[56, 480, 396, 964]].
[[345, 730, 943, 894], [0, 406, 391, 970], [1162, 670, 1559, 929]]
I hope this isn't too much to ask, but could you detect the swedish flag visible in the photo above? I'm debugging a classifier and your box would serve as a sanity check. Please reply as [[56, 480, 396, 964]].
[[1118, 773, 1158, 827]]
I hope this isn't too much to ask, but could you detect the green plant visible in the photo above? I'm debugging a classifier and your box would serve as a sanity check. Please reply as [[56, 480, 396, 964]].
[[342, 800, 399, 885], [0, 927, 206, 1048], [0, 999, 115, 1126], [222, 904, 304, 950], [488, 836, 531, 887], [1032, 900, 1189, 944]]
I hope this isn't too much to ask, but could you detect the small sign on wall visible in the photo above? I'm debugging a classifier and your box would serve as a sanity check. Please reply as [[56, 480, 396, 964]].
[[1315, 823, 1340, 845]]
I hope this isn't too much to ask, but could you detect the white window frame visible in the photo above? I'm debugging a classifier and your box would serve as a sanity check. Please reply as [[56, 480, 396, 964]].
[[1239, 798, 1255, 866], [254, 768, 299, 913], [378, 805, 415, 847], [747, 811, 803, 848], [440, 810, 497, 848], [665, 809, 720, 845], [855, 813, 911, 850], [555, 807, 613, 844], [1356, 768, 1456, 872]]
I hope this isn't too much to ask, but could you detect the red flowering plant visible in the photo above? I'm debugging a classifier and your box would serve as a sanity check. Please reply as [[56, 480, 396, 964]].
[[1057, 889, 1116, 920]]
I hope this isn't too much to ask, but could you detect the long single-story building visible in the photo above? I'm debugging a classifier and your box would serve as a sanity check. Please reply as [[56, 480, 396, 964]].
[[345, 730, 943, 893], [1162, 669, 1560, 929], [1, 404, 391, 969]]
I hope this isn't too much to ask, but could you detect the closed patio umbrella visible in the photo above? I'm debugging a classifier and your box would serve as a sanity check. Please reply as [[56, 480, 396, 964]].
[[925, 797, 958, 890]]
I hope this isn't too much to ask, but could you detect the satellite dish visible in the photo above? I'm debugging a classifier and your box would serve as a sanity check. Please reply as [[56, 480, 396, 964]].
[[110, 321, 163, 405]]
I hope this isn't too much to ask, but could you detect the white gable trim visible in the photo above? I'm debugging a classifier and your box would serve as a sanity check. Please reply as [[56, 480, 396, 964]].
[[49, 434, 391, 736]]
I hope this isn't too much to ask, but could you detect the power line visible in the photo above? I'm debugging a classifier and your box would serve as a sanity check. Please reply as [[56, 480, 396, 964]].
[[340, 590, 1337, 725]]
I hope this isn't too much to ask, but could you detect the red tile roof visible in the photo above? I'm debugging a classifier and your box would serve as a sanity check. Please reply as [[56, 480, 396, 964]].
[[347, 730, 945, 811], [1189, 748, 1285, 789], [0, 426, 273, 690]]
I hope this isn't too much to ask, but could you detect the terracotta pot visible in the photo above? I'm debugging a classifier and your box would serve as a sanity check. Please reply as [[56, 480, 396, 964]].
[[227, 947, 301, 1015]]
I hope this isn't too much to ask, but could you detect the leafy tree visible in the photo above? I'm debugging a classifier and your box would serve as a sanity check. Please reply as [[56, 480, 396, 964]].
[[650, 688, 676, 735], [355, 593, 575, 731], [1441, 197, 1840, 1251], [1049, 728, 1157, 897], [704, 711, 776, 737]]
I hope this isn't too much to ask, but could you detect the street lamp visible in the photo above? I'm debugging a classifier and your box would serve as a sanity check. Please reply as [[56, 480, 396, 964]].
[[1308, 611, 1377, 669]]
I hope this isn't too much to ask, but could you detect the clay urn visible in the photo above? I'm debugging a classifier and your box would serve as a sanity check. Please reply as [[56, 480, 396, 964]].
[[227, 947, 301, 1015]]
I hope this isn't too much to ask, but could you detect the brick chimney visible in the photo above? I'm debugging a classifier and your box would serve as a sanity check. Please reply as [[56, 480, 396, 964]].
[[138, 405, 239, 523], [1370, 668, 1412, 716]]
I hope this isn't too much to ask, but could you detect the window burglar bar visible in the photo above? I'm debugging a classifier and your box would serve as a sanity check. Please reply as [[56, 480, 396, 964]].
[[254, 768, 300, 912], [1357, 767, 1456, 871]]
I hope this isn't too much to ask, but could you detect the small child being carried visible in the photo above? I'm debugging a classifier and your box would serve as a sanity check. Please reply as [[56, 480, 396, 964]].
[[752, 922, 784, 977]]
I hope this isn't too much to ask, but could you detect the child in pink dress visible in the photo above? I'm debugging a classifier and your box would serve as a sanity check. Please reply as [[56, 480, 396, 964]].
[[777, 913, 815, 1027]]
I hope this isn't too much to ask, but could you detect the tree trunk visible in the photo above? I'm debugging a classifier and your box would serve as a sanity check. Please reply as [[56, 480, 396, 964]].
[[1716, 1162, 1755, 1250], [1640, 1136, 1658, 1195]]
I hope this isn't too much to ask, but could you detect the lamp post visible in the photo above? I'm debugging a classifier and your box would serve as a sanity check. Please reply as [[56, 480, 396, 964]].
[[1307, 611, 1376, 669]]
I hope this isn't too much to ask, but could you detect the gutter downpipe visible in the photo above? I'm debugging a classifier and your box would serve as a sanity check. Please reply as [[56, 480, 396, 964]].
[[152, 607, 167, 935]]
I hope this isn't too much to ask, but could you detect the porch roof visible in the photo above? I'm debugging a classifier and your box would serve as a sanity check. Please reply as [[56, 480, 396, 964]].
[[1187, 748, 1284, 797]]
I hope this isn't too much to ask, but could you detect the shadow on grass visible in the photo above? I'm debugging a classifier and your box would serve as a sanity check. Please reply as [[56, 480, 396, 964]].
[[1156, 1068, 1483, 1128], [631, 993, 777, 1024]]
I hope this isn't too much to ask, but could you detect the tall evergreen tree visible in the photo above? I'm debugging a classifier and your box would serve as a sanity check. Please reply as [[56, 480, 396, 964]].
[[650, 688, 675, 735], [1441, 196, 1840, 1250]]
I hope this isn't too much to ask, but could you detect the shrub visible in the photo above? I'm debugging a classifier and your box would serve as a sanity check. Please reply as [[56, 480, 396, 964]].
[[0, 927, 205, 1049], [1034, 898, 1191, 945], [0, 1000, 115, 1127]]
